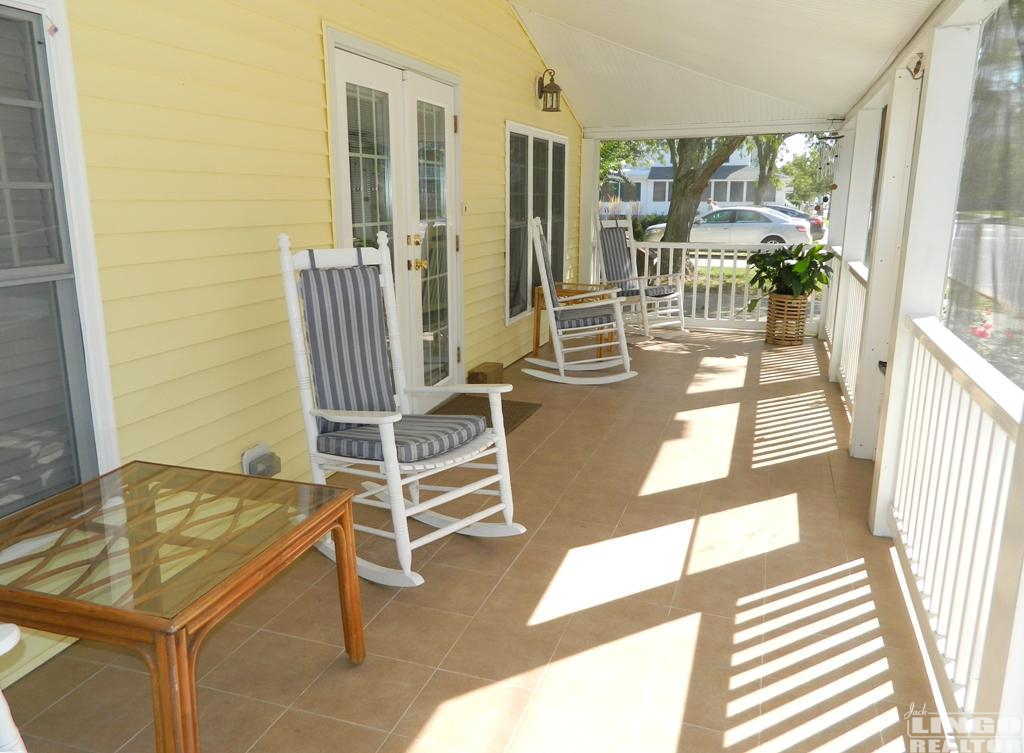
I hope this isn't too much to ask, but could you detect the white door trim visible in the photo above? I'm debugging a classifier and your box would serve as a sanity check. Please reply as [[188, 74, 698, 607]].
[[325, 28, 465, 381], [3, 0, 120, 472]]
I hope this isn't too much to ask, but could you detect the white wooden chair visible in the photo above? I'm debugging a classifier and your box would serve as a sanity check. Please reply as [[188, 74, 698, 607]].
[[0, 624, 26, 752], [279, 233, 525, 588], [598, 219, 686, 336], [523, 217, 637, 384]]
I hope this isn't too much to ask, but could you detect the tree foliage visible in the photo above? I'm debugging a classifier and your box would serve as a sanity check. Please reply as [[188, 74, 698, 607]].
[[782, 152, 834, 206], [662, 136, 746, 242], [748, 134, 791, 204], [599, 140, 664, 181]]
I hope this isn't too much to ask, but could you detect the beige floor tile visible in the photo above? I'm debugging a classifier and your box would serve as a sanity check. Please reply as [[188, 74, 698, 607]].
[[7, 655, 103, 724], [248, 709, 386, 753], [672, 556, 767, 619], [440, 616, 561, 689], [196, 621, 256, 679], [528, 516, 616, 551], [393, 670, 532, 753], [21, 737, 88, 753], [266, 578, 393, 647], [428, 533, 528, 575], [548, 491, 628, 526], [394, 563, 500, 616], [119, 687, 285, 753], [365, 602, 470, 666], [474, 576, 572, 635], [24, 667, 152, 753], [295, 654, 432, 730], [200, 630, 342, 706]]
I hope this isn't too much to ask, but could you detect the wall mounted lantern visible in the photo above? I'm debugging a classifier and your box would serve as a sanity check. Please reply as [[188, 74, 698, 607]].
[[537, 69, 562, 112]]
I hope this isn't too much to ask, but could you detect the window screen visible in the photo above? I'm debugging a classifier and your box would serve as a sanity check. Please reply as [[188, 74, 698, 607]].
[[653, 181, 666, 202], [942, 0, 1024, 387], [713, 181, 728, 201], [729, 181, 745, 202]]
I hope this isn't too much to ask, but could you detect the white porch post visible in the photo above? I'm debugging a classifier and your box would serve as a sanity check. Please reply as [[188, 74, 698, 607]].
[[849, 67, 922, 460], [578, 138, 601, 284], [827, 109, 884, 383], [868, 25, 981, 535]]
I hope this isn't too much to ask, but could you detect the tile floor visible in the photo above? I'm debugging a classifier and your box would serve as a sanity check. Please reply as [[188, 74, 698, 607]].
[[9, 331, 933, 753]]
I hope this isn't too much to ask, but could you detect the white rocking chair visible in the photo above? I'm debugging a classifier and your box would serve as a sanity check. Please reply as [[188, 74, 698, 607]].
[[523, 217, 637, 385], [280, 232, 525, 588], [598, 219, 686, 336], [0, 624, 26, 752]]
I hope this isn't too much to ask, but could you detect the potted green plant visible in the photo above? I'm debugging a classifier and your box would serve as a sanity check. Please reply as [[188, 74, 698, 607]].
[[747, 243, 836, 346]]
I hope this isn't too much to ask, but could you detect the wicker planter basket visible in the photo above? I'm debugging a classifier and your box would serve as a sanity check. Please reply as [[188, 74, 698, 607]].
[[765, 293, 809, 346]]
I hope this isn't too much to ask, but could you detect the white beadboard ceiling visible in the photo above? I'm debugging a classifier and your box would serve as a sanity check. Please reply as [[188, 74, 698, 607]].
[[512, 0, 941, 137]]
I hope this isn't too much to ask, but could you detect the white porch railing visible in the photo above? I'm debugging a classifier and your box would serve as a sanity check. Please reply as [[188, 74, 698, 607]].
[[637, 242, 829, 330], [837, 262, 868, 406], [891, 316, 1024, 715], [822, 247, 844, 344]]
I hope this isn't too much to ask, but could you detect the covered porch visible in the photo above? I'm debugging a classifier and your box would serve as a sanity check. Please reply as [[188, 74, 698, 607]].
[[7, 332, 928, 753]]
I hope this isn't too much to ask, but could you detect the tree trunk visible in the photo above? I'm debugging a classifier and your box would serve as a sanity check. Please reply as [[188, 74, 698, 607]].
[[663, 135, 746, 243]]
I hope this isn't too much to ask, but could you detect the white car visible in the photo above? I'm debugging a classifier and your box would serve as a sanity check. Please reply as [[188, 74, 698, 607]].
[[644, 207, 812, 245]]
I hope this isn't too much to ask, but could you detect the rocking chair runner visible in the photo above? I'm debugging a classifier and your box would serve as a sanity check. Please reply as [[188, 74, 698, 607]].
[[280, 232, 525, 588], [598, 219, 686, 336], [523, 217, 637, 384]]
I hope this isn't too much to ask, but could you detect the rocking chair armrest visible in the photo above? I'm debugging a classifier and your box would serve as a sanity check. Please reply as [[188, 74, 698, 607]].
[[310, 408, 402, 425], [642, 272, 685, 286], [407, 383, 513, 395], [557, 288, 620, 303], [559, 296, 624, 311]]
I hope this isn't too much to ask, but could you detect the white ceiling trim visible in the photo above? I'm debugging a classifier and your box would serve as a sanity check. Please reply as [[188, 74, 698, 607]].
[[585, 118, 844, 140]]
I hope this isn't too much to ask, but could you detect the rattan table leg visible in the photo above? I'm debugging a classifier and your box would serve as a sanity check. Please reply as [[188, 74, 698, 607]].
[[331, 506, 365, 664], [150, 631, 199, 753]]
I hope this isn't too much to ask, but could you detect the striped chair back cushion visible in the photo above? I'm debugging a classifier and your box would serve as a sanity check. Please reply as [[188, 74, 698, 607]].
[[299, 266, 396, 433], [536, 223, 560, 308], [599, 226, 639, 292]]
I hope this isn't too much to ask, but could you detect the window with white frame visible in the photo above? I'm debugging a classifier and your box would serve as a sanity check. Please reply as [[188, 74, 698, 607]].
[[729, 181, 745, 202], [0, 6, 98, 513], [942, 0, 1024, 387], [652, 181, 672, 202], [506, 124, 567, 321]]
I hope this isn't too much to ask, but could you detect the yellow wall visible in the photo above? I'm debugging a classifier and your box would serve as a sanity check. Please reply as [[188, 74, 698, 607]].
[[66, 0, 582, 476]]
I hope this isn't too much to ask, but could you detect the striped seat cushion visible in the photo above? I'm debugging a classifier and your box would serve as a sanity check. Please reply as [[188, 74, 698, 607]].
[[299, 266, 395, 433], [618, 284, 676, 298], [554, 305, 615, 329], [599, 226, 640, 293], [317, 414, 487, 463]]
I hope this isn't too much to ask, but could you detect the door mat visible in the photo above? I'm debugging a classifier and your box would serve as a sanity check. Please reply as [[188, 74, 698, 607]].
[[429, 395, 541, 433]]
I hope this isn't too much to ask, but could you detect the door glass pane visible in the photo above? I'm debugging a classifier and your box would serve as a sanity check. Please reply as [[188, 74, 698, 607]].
[[863, 105, 888, 265], [345, 83, 393, 250], [0, 14, 62, 270], [550, 142, 566, 281], [0, 282, 80, 514], [943, 0, 1024, 387], [532, 139, 549, 289], [416, 100, 449, 386], [508, 132, 529, 318]]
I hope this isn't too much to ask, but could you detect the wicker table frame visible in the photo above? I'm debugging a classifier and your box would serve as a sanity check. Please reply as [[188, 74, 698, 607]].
[[0, 466, 364, 753]]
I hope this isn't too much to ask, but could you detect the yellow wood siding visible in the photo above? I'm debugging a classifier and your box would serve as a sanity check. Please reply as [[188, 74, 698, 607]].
[[64, 0, 582, 475]]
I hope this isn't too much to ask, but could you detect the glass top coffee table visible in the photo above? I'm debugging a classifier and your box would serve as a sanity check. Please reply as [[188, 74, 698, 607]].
[[0, 461, 364, 753]]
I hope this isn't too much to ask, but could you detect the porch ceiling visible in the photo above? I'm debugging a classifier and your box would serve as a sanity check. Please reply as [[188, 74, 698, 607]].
[[512, 0, 941, 138]]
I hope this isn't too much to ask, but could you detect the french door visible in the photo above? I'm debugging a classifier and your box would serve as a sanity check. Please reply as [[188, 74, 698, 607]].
[[0, 6, 97, 516], [332, 49, 459, 413]]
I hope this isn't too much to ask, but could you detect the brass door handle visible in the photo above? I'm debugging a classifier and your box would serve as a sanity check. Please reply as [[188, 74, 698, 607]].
[[406, 234, 423, 246], [406, 259, 429, 272]]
